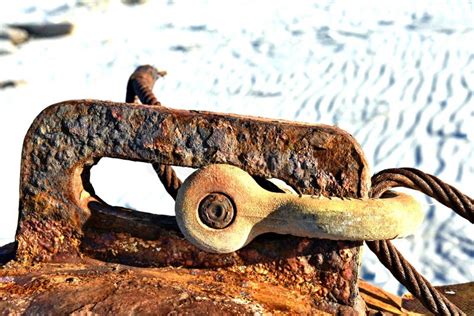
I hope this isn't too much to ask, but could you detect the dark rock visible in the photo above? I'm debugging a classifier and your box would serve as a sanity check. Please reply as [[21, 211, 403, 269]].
[[8, 22, 74, 38]]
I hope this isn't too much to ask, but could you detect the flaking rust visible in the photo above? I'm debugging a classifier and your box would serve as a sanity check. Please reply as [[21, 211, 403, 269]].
[[9, 98, 371, 314]]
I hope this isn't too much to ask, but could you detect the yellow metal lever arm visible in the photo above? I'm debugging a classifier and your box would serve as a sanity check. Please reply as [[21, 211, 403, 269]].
[[175, 164, 424, 253]]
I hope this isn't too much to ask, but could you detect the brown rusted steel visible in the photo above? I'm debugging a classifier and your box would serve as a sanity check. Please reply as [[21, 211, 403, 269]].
[[0, 260, 365, 315], [366, 240, 465, 315], [1, 259, 469, 314], [197, 191, 236, 229], [11, 96, 370, 313], [17, 99, 370, 261]]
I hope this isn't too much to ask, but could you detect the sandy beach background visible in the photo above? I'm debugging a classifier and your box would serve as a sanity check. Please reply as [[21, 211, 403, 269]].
[[1, 0, 473, 295]]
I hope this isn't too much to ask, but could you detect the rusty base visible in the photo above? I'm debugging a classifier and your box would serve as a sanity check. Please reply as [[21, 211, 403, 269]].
[[1, 259, 366, 315], [3, 259, 471, 315]]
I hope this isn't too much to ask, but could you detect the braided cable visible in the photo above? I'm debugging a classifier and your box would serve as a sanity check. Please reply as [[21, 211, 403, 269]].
[[371, 168, 473, 223], [367, 167, 470, 315], [366, 240, 464, 315], [125, 65, 182, 199]]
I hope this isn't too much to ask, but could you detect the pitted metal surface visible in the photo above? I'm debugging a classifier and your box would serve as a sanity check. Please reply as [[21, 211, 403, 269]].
[[17, 99, 370, 261]]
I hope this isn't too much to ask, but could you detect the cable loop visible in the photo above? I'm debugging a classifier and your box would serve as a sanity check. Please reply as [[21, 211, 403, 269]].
[[368, 167, 471, 315], [371, 168, 473, 223]]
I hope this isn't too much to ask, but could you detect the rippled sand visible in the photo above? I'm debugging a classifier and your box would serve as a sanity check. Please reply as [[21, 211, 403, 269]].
[[0, 0, 472, 295]]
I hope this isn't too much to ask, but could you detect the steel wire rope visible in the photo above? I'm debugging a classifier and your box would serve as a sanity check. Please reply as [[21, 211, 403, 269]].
[[367, 168, 472, 315], [125, 65, 182, 199]]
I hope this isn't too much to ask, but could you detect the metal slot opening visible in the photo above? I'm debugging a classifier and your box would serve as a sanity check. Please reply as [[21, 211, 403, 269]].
[[89, 157, 195, 215]]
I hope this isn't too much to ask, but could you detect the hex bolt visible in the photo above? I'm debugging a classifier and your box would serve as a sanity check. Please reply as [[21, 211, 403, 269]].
[[198, 193, 235, 229]]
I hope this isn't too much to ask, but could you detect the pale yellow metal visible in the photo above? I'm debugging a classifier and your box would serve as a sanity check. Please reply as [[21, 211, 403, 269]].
[[175, 164, 424, 253]]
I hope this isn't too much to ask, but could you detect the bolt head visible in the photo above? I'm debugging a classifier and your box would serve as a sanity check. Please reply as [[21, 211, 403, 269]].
[[198, 193, 235, 229]]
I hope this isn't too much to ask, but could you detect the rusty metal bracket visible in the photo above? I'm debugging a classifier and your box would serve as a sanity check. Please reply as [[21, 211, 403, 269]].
[[17, 99, 371, 262], [0, 60, 392, 316]]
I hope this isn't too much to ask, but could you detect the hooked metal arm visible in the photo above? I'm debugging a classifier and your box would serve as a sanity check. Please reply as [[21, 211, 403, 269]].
[[176, 164, 423, 253]]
